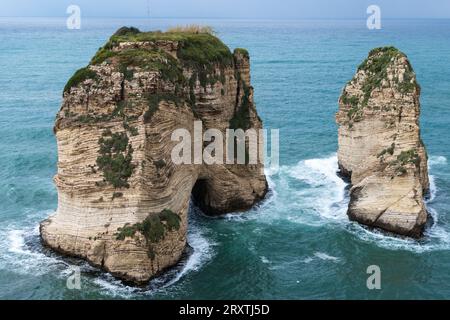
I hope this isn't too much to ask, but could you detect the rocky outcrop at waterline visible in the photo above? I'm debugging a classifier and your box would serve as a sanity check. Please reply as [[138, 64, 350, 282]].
[[40, 27, 267, 284], [336, 47, 429, 238]]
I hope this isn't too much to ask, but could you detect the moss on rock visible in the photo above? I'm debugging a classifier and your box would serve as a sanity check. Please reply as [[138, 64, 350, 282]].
[[397, 149, 420, 166], [230, 84, 251, 130], [234, 48, 249, 59], [344, 46, 419, 123], [96, 130, 136, 188], [115, 209, 181, 245], [66, 26, 254, 154], [64, 67, 98, 93]]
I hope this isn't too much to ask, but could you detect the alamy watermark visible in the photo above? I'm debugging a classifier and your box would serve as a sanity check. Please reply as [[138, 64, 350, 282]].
[[171, 121, 279, 175], [66, 266, 81, 290], [66, 5, 81, 30], [366, 265, 381, 290], [367, 5, 381, 30]]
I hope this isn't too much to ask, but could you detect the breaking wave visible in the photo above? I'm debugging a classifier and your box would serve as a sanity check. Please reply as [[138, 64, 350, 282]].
[[86, 205, 216, 298], [1, 153, 448, 298], [261, 154, 450, 253], [0, 206, 215, 299]]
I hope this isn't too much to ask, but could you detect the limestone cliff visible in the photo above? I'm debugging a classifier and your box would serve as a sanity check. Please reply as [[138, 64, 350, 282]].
[[336, 47, 429, 238], [40, 27, 267, 284]]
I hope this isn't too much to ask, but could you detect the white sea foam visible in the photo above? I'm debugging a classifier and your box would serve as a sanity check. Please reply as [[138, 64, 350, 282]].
[[93, 210, 216, 297], [162, 219, 215, 288], [342, 155, 450, 252], [428, 175, 437, 203], [8, 229, 26, 254], [92, 275, 142, 298], [313, 252, 340, 262], [1, 222, 68, 276], [429, 155, 447, 167], [0, 205, 215, 299], [2, 153, 448, 297], [269, 253, 339, 271], [302, 257, 314, 264], [233, 154, 349, 227], [267, 154, 349, 226], [427, 155, 446, 203], [260, 153, 450, 253], [260, 256, 270, 264], [220, 168, 278, 222]]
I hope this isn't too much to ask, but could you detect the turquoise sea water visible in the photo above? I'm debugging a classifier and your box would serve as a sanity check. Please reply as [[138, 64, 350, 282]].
[[1, 17, 450, 299]]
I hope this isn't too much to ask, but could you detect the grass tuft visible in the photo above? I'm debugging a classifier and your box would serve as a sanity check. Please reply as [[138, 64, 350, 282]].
[[115, 209, 181, 259], [166, 25, 214, 35], [64, 67, 98, 93]]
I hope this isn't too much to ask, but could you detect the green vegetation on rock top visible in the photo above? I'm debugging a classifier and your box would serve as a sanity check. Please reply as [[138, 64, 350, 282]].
[[358, 46, 412, 105], [234, 48, 250, 59], [342, 46, 418, 123], [93, 26, 234, 69], [113, 26, 141, 37], [64, 26, 252, 131], [66, 26, 237, 97], [358, 46, 402, 72]]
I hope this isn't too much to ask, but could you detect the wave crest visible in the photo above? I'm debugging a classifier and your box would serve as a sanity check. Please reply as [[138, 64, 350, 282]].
[[263, 154, 450, 253]]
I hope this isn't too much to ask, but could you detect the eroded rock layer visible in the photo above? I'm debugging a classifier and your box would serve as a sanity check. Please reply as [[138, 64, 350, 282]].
[[40, 27, 267, 283], [336, 47, 429, 237]]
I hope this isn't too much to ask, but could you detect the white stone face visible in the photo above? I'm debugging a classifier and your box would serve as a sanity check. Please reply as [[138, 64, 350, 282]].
[[41, 34, 268, 284], [336, 48, 429, 237]]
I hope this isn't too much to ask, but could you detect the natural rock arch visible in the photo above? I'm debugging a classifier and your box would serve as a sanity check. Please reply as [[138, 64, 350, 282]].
[[40, 27, 267, 284]]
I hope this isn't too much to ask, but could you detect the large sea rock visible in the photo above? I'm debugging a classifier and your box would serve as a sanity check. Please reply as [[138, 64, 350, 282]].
[[336, 47, 429, 237], [40, 27, 267, 284]]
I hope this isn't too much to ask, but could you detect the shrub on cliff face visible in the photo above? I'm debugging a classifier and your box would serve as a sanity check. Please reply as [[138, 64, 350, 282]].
[[115, 209, 181, 246], [63, 67, 98, 93], [91, 47, 185, 85], [90, 49, 116, 65], [177, 34, 233, 91], [341, 92, 361, 120], [118, 49, 184, 81], [358, 47, 402, 106], [229, 84, 251, 130], [387, 148, 420, 177], [397, 149, 420, 167], [113, 26, 141, 37], [96, 131, 136, 188], [153, 159, 166, 169], [143, 93, 184, 123], [234, 48, 249, 59], [377, 143, 396, 158]]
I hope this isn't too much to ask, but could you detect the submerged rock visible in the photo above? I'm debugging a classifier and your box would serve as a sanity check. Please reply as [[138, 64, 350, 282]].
[[336, 47, 429, 238], [40, 27, 267, 284]]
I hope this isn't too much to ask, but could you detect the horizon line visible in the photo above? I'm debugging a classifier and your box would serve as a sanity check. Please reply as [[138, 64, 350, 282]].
[[1, 16, 450, 21]]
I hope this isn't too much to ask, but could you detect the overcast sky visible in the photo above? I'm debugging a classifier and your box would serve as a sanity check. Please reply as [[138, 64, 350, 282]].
[[1, 0, 450, 19]]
